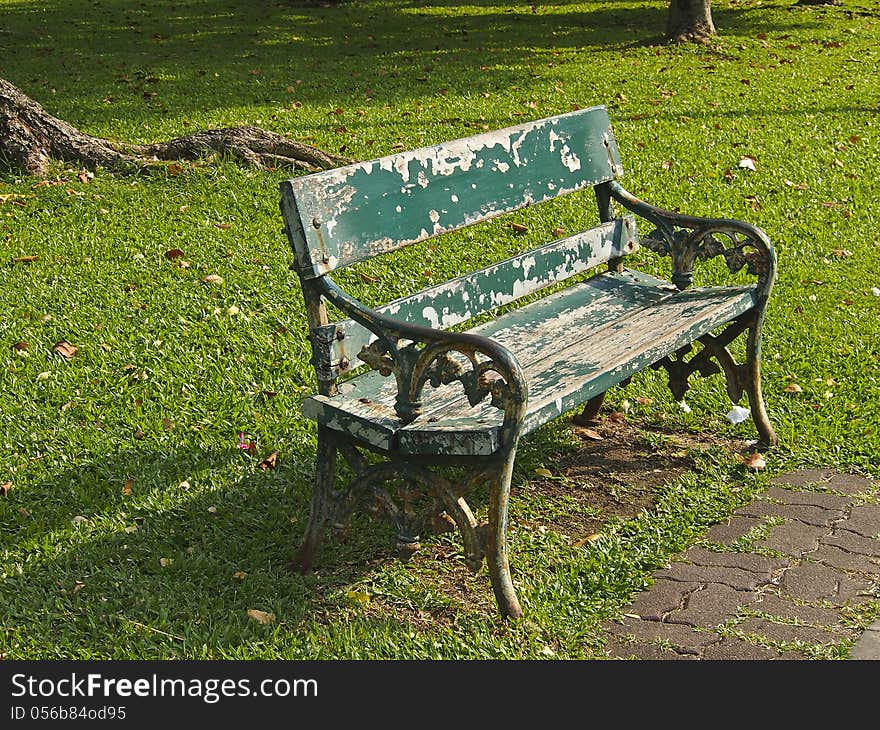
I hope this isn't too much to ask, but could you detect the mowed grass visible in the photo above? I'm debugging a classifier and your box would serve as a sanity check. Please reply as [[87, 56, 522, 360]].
[[1, 0, 879, 659]]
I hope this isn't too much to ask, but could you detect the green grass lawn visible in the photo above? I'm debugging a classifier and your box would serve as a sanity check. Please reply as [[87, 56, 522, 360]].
[[1, 0, 878, 659]]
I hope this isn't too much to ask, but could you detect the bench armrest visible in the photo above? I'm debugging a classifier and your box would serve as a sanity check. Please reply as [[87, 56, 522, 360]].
[[315, 275, 528, 444], [609, 180, 776, 301]]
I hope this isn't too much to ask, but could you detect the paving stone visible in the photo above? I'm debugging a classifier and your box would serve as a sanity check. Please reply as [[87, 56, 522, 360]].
[[603, 616, 720, 654], [810, 544, 880, 575], [821, 529, 880, 558], [770, 469, 835, 487], [626, 579, 699, 621], [735, 617, 850, 646], [736, 500, 845, 528], [701, 637, 792, 660], [679, 546, 790, 575], [841, 504, 880, 539], [706, 516, 764, 545], [824, 473, 877, 496], [748, 593, 846, 628], [762, 486, 852, 511], [665, 583, 754, 628], [653, 562, 770, 591], [780, 561, 874, 606], [754, 522, 830, 557], [848, 624, 880, 660], [603, 637, 695, 660]]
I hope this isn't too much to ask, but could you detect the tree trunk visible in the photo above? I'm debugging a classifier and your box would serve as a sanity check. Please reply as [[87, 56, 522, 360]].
[[0, 78, 349, 178], [666, 0, 716, 44]]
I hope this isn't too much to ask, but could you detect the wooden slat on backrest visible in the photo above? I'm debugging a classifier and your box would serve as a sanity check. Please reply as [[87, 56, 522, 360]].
[[281, 105, 624, 278], [320, 216, 639, 370]]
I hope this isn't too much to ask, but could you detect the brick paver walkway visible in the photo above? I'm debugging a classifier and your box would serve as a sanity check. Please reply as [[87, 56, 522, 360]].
[[602, 469, 880, 659]]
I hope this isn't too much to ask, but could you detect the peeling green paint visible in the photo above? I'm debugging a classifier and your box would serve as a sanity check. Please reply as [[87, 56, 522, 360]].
[[281, 106, 621, 278], [303, 270, 758, 456]]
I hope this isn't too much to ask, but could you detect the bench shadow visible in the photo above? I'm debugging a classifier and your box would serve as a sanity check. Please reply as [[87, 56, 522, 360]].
[[1, 444, 402, 655], [2, 409, 755, 655]]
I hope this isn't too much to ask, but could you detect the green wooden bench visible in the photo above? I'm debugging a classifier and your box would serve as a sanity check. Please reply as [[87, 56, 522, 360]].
[[280, 105, 777, 619]]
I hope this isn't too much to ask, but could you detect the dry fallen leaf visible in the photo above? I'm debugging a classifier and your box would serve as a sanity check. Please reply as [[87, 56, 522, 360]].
[[534, 467, 553, 477], [233, 571, 248, 580], [0, 481, 12, 496], [122, 479, 133, 495], [345, 590, 370, 605], [72, 515, 89, 524], [161, 417, 175, 431], [830, 249, 853, 258], [12, 255, 39, 264], [51, 340, 78, 359], [72, 581, 86, 594], [552, 226, 567, 237], [738, 156, 757, 171], [247, 608, 275, 624], [573, 533, 603, 547], [258, 451, 279, 471], [509, 222, 528, 233], [159, 557, 174, 567], [578, 428, 604, 441], [164, 248, 185, 260], [783, 383, 803, 393], [202, 274, 223, 284], [214, 223, 232, 230], [167, 162, 183, 175], [607, 411, 626, 423], [124, 525, 138, 534], [741, 452, 766, 470], [635, 396, 653, 405]]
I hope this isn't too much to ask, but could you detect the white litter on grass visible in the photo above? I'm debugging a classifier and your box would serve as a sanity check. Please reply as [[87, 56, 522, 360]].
[[872, 287, 880, 296], [678, 400, 691, 413], [738, 157, 757, 171], [726, 405, 751, 424]]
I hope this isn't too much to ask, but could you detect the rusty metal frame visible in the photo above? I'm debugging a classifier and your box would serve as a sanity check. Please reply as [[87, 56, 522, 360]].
[[286, 169, 779, 623], [291, 273, 528, 618], [608, 180, 777, 447]]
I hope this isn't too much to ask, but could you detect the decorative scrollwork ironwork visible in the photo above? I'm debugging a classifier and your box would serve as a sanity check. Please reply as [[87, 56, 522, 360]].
[[356, 333, 524, 429], [650, 316, 753, 405], [643, 226, 774, 291], [610, 181, 776, 295], [338, 459, 488, 569]]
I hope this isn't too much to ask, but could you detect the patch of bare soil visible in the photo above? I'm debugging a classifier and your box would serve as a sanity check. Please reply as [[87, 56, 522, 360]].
[[518, 416, 747, 543]]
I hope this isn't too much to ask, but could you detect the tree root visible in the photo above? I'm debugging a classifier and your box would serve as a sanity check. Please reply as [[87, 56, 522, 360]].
[[0, 78, 350, 178]]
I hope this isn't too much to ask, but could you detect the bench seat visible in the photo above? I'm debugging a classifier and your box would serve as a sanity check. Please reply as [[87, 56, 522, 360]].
[[303, 269, 757, 456]]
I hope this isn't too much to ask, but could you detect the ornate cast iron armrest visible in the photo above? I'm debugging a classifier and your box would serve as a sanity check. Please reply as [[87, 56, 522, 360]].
[[316, 276, 528, 443], [608, 180, 777, 299]]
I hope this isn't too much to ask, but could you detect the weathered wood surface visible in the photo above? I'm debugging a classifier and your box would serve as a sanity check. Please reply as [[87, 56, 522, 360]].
[[321, 216, 639, 371], [302, 270, 757, 455], [281, 105, 623, 278]]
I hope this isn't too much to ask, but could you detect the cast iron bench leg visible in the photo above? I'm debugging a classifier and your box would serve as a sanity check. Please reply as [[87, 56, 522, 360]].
[[486, 444, 524, 619], [289, 426, 337, 572], [746, 322, 778, 448]]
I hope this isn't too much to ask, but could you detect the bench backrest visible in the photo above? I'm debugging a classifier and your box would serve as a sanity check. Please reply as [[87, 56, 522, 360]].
[[280, 105, 638, 371], [281, 105, 625, 278]]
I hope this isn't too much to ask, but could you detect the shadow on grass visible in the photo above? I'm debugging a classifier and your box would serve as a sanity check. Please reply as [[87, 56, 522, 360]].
[[0, 444, 406, 656], [1, 0, 828, 134]]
